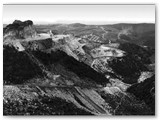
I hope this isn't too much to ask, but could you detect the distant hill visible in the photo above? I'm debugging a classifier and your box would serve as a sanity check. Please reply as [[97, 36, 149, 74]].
[[34, 22, 155, 48], [106, 23, 155, 48], [108, 23, 155, 33], [68, 23, 86, 28]]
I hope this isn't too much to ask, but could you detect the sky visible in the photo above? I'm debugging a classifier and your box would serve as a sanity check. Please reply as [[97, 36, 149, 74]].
[[3, 4, 155, 25]]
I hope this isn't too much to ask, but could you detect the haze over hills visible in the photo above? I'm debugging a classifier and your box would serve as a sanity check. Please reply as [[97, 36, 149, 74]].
[[3, 20, 155, 115]]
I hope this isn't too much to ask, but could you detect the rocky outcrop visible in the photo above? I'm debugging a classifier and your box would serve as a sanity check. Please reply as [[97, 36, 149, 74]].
[[3, 20, 37, 40], [21, 38, 53, 51]]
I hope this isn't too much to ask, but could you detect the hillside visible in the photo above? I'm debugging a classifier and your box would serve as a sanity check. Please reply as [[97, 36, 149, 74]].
[[3, 20, 155, 115]]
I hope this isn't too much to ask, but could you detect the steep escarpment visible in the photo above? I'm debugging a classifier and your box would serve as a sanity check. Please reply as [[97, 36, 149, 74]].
[[3, 45, 43, 84], [3, 44, 109, 85]]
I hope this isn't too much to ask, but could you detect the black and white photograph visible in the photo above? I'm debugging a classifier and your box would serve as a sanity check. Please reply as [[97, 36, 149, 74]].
[[3, 4, 155, 115]]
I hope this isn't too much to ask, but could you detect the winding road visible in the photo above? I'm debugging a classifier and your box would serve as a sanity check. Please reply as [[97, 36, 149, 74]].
[[100, 27, 108, 40]]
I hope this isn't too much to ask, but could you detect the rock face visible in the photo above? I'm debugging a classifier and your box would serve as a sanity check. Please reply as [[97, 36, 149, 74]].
[[3, 20, 37, 40], [3, 21, 155, 115]]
